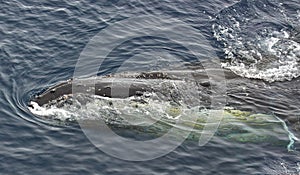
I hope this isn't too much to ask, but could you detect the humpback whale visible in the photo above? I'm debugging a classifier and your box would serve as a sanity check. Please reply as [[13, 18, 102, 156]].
[[30, 68, 234, 107], [28, 66, 300, 147]]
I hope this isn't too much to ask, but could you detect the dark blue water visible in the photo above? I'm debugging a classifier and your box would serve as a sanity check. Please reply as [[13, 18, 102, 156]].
[[1, 0, 300, 174]]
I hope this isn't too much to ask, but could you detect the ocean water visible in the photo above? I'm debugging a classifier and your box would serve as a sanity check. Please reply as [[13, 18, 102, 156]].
[[1, 0, 300, 174]]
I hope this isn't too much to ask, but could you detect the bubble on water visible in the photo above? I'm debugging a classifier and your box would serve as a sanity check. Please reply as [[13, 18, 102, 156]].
[[263, 158, 300, 175], [213, 0, 300, 82]]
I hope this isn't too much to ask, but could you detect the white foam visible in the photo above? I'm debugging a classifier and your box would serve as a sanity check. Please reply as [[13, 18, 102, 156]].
[[29, 101, 76, 120], [214, 21, 300, 82]]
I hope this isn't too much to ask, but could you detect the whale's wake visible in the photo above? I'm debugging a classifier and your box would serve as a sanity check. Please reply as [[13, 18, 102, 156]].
[[213, 0, 300, 82]]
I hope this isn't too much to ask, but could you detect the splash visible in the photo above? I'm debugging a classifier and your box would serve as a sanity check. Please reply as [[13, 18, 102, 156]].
[[213, 0, 300, 82]]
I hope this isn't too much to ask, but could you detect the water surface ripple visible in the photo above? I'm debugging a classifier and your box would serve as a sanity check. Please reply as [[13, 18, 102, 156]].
[[1, 0, 300, 174]]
